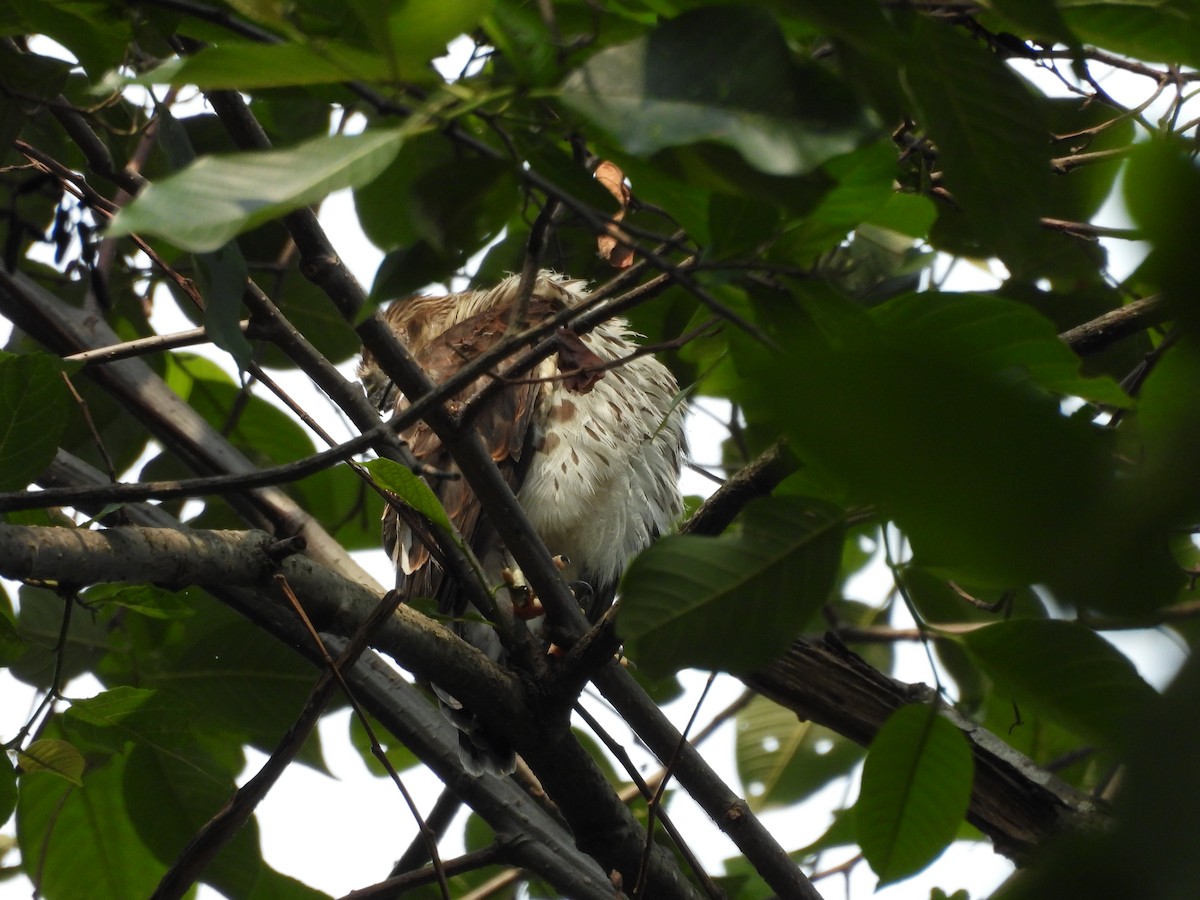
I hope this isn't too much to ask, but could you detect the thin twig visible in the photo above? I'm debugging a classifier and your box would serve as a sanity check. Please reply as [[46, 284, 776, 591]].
[[58, 372, 117, 481], [634, 673, 717, 898]]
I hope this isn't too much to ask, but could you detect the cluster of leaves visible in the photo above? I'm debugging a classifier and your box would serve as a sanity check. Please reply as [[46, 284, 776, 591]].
[[1, 0, 1200, 898]]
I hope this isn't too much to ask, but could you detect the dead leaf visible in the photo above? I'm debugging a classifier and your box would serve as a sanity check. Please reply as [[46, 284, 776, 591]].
[[594, 160, 634, 268]]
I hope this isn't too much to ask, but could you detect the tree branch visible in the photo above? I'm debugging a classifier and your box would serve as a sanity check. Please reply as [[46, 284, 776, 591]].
[[3, 458, 623, 900], [1059, 294, 1165, 356], [0, 268, 378, 588], [744, 635, 1111, 861]]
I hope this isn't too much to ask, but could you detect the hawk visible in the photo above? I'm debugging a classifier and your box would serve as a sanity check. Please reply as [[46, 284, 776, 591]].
[[359, 271, 686, 775]]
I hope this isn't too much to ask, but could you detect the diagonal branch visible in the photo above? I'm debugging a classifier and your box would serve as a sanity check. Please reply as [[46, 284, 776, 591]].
[[744, 635, 1111, 861], [0, 267, 378, 588]]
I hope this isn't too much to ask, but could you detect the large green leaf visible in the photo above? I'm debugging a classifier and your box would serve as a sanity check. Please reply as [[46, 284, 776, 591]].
[[348, 712, 421, 777], [1064, 1, 1200, 70], [618, 497, 845, 678], [738, 292, 1114, 587], [65, 687, 232, 785], [134, 601, 325, 766], [961, 619, 1159, 751], [0, 44, 71, 160], [129, 41, 395, 89], [10, 0, 131, 78], [408, 157, 517, 255], [0, 756, 15, 824], [17, 748, 165, 900], [902, 16, 1051, 274], [164, 352, 316, 467], [0, 352, 71, 492], [987, 0, 1080, 46], [1124, 140, 1200, 321], [11, 586, 116, 690], [773, 141, 898, 264], [348, 0, 494, 79], [108, 128, 407, 252], [735, 694, 864, 812], [259, 270, 361, 368], [857, 704, 974, 885], [294, 465, 380, 552], [996, 650, 1200, 900], [872, 292, 1131, 407], [560, 6, 873, 175]]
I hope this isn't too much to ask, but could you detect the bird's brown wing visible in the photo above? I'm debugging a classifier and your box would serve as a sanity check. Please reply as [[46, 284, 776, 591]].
[[382, 296, 562, 611]]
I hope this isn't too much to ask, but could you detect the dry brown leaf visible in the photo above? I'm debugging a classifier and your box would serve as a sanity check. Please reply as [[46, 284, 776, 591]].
[[594, 160, 634, 269]]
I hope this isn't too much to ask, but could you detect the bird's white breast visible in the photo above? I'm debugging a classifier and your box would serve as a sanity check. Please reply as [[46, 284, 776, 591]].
[[517, 324, 685, 589]]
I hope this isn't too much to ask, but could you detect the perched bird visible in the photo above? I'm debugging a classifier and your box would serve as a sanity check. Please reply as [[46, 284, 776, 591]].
[[359, 271, 686, 775]]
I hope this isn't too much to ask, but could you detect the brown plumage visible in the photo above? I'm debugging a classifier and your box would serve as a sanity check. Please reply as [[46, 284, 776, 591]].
[[359, 272, 686, 775]]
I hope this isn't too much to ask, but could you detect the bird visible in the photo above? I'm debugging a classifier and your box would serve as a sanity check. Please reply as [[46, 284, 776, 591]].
[[359, 271, 687, 776]]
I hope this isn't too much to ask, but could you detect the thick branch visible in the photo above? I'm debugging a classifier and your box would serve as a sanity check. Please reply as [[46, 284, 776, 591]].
[[0, 268, 377, 588], [31, 452, 621, 897], [0, 520, 698, 897], [744, 635, 1110, 861], [1059, 294, 1165, 356]]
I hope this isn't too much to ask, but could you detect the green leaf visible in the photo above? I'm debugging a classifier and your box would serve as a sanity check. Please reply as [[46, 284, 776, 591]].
[[736, 694, 864, 812], [350, 0, 494, 79], [11, 586, 116, 690], [774, 141, 898, 264], [17, 747, 166, 898], [409, 157, 516, 255], [196, 240, 254, 371], [1124, 140, 1200, 322], [164, 353, 316, 466], [295, 465, 379, 551], [1064, 1, 1200, 70], [10, 0, 132, 78], [0, 352, 71, 492], [107, 128, 408, 252], [82, 584, 197, 620], [872, 292, 1131, 407], [134, 602, 326, 767], [961, 619, 1159, 751], [361, 458, 454, 534], [258, 271, 361, 368], [353, 131, 454, 251], [1044, 97, 1136, 226], [988, 0, 1080, 46], [0, 756, 16, 825], [791, 805, 859, 861], [482, 0, 560, 86], [0, 44, 71, 157], [0, 600, 26, 667], [128, 41, 395, 89], [864, 192, 938, 239], [65, 687, 233, 787], [857, 704, 974, 885], [17, 739, 85, 786], [560, 6, 873, 175], [738, 292, 1114, 586], [619, 497, 845, 678], [902, 16, 1051, 274]]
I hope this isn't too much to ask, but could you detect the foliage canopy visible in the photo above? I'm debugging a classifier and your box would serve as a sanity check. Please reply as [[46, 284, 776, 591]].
[[1, 1, 1199, 898]]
